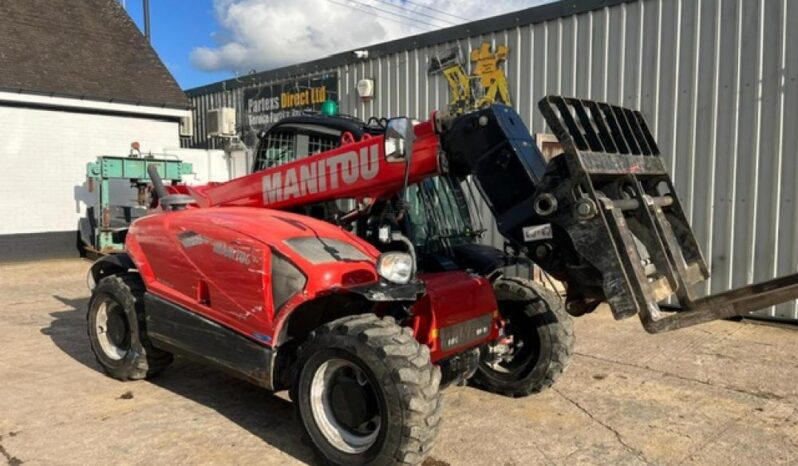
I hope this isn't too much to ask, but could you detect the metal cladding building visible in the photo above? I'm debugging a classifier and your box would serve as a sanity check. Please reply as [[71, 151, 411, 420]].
[[184, 0, 798, 321]]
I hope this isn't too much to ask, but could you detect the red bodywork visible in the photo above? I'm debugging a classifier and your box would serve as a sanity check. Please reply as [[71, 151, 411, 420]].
[[187, 120, 442, 209], [127, 205, 499, 362], [129, 116, 502, 362]]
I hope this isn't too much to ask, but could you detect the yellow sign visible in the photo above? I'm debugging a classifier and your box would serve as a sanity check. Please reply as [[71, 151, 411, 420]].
[[470, 42, 512, 108], [280, 86, 328, 109], [428, 42, 512, 114]]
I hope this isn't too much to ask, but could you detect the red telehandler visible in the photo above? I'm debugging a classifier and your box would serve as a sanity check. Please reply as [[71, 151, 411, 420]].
[[86, 96, 798, 466]]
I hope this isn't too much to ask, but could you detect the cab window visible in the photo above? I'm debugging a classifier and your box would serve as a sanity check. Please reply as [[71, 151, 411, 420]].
[[254, 124, 341, 171], [256, 130, 296, 170]]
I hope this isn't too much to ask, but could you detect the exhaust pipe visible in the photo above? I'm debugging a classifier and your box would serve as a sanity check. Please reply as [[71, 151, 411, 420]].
[[147, 163, 192, 211], [147, 163, 168, 199]]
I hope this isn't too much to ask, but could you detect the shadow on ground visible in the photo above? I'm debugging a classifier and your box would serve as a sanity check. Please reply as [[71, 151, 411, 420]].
[[42, 295, 318, 465]]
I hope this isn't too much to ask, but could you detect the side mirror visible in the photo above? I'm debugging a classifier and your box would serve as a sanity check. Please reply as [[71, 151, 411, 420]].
[[384, 118, 415, 162]]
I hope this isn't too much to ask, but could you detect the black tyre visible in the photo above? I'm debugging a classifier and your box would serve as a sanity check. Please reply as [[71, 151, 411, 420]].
[[295, 314, 442, 466], [472, 277, 573, 397], [87, 273, 172, 380]]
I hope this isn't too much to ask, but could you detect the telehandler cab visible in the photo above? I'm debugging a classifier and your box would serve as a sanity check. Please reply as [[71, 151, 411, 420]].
[[87, 96, 798, 466]]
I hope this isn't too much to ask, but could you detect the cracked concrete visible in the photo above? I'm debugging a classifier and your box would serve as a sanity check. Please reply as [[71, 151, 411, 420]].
[[553, 388, 652, 465], [0, 432, 22, 466], [1, 259, 797, 465]]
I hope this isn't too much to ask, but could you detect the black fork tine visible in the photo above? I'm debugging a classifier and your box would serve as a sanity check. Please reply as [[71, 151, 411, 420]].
[[623, 108, 652, 155], [567, 98, 605, 152], [538, 96, 662, 157], [538, 96, 573, 152], [635, 111, 660, 155], [553, 97, 589, 151], [612, 105, 642, 154], [585, 100, 617, 153], [599, 103, 630, 154]]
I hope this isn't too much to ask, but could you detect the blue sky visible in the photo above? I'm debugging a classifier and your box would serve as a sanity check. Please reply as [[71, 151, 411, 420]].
[[124, 0, 232, 90], [122, 0, 548, 92]]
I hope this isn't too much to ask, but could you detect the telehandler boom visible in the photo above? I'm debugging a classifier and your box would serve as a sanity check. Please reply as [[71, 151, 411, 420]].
[[187, 96, 798, 334]]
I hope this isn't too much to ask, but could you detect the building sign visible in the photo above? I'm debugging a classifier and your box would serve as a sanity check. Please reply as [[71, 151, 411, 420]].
[[243, 73, 338, 127], [428, 42, 512, 115]]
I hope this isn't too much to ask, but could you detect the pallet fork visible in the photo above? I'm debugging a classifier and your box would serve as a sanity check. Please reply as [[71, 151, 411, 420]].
[[537, 96, 798, 333], [437, 96, 798, 333]]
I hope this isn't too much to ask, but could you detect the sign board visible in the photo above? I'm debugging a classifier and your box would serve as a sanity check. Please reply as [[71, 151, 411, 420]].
[[428, 42, 511, 115], [243, 73, 338, 128]]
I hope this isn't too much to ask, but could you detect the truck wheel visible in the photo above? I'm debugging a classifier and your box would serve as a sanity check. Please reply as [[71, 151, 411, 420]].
[[87, 273, 172, 380], [295, 314, 442, 466], [472, 278, 573, 397]]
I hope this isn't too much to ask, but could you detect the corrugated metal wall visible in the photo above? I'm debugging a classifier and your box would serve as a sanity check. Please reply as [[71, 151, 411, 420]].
[[188, 0, 798, 321]]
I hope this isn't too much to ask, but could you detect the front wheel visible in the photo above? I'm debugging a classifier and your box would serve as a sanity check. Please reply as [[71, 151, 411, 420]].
[[87, 273, 172, 380], [295, 314, 442, 466], [471, 277, 574, 397]]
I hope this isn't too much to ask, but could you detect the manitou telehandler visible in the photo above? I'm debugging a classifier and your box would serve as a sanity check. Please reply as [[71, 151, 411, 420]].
[[87, 96, 798, 466]]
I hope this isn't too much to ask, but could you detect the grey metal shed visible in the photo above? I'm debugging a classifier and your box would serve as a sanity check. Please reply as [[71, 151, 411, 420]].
[[186, 0, 798, 322]]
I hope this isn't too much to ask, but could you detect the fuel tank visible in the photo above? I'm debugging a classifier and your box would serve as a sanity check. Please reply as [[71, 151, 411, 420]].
[[126, 207, 382, 344]]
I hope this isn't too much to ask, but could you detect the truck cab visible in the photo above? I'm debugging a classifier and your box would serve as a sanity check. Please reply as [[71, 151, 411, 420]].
[[251, 114, 510, 276]]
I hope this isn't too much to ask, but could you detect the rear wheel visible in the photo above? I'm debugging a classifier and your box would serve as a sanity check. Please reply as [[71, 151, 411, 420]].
[[87, 273, 172, 380], [472, 278, 573, 397], [295, 314, 442, 465]]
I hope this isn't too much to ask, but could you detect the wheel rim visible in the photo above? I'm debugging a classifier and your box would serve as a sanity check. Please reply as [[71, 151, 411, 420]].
[[95, 299, 130, 361], [309, 358, 381, 454], [487, 311, 542, 377]]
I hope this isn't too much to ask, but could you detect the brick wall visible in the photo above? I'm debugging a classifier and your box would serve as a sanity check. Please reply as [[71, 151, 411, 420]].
[[0, 105, 179, 235]]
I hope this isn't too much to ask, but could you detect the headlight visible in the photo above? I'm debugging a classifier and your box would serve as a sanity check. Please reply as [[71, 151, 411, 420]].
[[376, 252, 414, 284]]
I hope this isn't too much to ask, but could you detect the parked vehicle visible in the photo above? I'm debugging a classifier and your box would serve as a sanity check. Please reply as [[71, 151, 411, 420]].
[[87, 96, 798, 465]]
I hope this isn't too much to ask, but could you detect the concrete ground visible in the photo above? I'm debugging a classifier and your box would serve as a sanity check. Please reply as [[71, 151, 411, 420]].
[[1, 259, 797, 466]]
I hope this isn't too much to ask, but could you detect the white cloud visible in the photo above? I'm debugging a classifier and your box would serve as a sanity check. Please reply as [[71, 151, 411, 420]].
[[190, 0, 549, 74]]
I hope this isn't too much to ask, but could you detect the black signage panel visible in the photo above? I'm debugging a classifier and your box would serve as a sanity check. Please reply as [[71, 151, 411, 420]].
[[243, 73, 338, 128]]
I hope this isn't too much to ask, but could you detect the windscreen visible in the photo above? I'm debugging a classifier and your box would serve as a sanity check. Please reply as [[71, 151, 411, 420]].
[[406, 175, 483, 253]]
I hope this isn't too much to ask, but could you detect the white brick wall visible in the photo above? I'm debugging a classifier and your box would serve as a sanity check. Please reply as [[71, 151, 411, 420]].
[[0, 104, 180, 235], [162, 148, 234, 184]]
